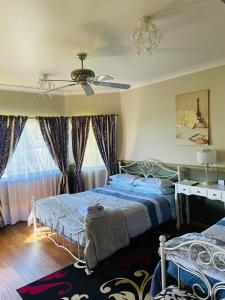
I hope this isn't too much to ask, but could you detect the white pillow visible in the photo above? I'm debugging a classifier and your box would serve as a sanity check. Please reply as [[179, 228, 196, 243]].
[[109, 180, 134, 190], [109, 173, 137, 183], [134, 178, 173, 187]]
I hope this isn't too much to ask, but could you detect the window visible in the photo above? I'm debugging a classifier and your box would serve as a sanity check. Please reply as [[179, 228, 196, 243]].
[[82, 124, 105, 168], [82, 124, 107, 190], [2, 119, 60, 179]]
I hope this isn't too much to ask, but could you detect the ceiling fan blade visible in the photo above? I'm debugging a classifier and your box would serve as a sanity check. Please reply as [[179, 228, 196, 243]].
[[88, 75, 113, 82], [94, 81, 130, 90], [82, 84, 94, 96], [43, 83, 76, 93], [40, 79, 74, 82]]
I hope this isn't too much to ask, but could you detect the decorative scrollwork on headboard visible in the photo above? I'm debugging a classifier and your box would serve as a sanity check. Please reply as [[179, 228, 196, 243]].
[[118, 159, 181, 181]]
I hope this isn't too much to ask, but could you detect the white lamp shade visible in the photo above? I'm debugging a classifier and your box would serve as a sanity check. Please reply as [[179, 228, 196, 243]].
[[197, 149, 216, 165]]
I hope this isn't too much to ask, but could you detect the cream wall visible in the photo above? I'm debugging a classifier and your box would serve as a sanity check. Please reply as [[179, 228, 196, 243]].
[[120, 65, 225, 166], [0, 90, 121, 116], [0, 90, 66, 116], [65, 92, 121, 116]]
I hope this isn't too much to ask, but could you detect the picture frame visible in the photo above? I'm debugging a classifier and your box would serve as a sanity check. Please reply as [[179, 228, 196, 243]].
[[176, 89, 209, 145]]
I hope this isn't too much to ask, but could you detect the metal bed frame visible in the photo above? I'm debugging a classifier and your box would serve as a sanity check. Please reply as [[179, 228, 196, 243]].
[[159, 235, 225, 299], [33, 196, 87, 270], [118, 159, 181, 180], [33, 159, 181, 273]]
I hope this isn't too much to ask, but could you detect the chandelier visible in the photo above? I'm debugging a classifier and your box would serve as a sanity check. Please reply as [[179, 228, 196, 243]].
[[38, 74, 55, 98], [131, 16, 161, 56]]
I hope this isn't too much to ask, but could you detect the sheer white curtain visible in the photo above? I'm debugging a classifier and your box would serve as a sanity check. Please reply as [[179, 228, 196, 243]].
[[82, 124, 108, 190], [0, 119, 61, 225]]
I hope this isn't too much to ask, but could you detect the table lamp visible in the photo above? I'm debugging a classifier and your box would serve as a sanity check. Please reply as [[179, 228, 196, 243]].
[[197, 149, 216, 185]]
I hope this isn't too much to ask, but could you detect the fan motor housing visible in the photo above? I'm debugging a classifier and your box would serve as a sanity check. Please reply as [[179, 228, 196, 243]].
[[71, 69, 95, 82]]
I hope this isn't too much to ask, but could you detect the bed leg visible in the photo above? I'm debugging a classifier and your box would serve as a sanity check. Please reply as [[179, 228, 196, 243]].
[[85, 268, 93, 275], [118, 161, 122, 174], [177, 166, 181, 182], [160, 235, 166, 291], [33, 198, 37, 237], [175, 188, 180, 231]]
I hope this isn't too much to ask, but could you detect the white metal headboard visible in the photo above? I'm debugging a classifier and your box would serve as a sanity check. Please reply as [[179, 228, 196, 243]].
[[118, 159, 181, 181]]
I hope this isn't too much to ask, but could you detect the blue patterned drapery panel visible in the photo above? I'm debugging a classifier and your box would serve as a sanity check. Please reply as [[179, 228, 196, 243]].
[[91, 114, 117, 176], [0, 115, 28, 228], [71, 116, 91, 193], [37, 116, 69, 194]]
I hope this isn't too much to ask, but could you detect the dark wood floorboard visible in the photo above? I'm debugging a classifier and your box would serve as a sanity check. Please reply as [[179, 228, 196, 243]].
[[0, 222, 74, 300]]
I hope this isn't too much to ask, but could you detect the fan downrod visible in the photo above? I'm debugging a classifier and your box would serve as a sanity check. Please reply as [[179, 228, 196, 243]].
[[77, 53, 87, 69]]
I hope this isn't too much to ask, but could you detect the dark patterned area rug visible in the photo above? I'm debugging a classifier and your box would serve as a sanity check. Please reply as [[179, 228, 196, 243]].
[[17, 230, 162, 300]]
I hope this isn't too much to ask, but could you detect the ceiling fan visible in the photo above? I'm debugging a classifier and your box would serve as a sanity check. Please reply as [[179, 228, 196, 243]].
[[39, 53, 130, 96]]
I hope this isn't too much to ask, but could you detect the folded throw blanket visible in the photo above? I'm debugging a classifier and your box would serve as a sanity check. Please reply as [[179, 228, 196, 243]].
[[79, 203, 104, 219], [84, 209, 130, 270]]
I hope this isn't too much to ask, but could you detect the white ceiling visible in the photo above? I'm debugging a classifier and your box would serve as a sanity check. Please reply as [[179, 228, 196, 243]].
[[0, 0, 225, 94]]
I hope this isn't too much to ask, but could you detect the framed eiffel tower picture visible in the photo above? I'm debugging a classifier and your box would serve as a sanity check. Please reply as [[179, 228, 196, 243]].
[[176, 89, 209, 145]]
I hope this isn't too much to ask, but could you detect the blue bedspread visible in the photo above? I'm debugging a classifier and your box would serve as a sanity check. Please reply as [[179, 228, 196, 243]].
[[92, 185, 174, 228]]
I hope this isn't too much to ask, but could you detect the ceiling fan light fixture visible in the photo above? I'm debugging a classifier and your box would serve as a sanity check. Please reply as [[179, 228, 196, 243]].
[[131, 16, 161, 56], [71, 68, 95, 82], [39, 74, 55, 98]]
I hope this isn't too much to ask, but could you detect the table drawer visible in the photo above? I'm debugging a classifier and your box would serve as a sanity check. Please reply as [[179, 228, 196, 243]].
[[177, 185, 190, 194], [207, 189, 222, 200], [190, 186, 207, 197]]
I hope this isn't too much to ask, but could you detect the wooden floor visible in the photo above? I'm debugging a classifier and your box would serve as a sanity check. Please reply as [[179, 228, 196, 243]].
[[0, 222, 74, 300]]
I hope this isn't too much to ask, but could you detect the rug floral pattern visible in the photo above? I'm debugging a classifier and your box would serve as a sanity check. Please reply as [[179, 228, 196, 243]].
[[17, 234, 159, 300]]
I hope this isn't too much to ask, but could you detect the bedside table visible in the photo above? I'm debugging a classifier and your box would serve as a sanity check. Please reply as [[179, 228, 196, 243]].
[[175, 182, 225, 229]]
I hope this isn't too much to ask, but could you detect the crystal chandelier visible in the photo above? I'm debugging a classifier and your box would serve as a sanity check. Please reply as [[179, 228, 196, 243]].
[[38, 74, 55, 98], [131, 16, 161, 56]]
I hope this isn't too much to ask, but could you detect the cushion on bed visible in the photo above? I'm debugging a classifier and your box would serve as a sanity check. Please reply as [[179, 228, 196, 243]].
[[134, 178, 173, 187], [133, 185, 175, 195]]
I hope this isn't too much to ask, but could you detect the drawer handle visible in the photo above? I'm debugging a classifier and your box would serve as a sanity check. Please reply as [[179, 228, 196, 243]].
[[213, 193, 216, 196], [197, 191, 200, 193]]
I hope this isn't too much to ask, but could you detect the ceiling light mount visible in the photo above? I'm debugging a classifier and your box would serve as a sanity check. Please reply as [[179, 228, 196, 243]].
[[131, 15, 161, 56], [77, 52, 87, 65], [71, 53, 95, 82]]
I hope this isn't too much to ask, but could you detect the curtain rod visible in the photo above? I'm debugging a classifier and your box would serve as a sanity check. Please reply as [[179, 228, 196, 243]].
[[26, 114, 119, 119]]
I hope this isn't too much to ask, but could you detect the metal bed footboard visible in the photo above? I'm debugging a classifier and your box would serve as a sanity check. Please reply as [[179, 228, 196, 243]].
[[160, 235, 225, 299], [33, 197, 90, 271]]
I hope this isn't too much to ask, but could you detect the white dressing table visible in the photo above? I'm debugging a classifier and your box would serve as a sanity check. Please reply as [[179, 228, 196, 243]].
[[175, 182, 225, 229]]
